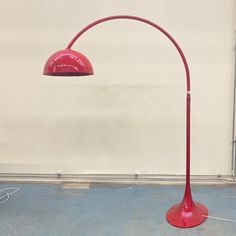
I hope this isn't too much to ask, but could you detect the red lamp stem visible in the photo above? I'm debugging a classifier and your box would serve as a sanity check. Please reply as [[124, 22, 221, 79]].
[[64, 15, 207, 227], [185, 93, 192, 202]]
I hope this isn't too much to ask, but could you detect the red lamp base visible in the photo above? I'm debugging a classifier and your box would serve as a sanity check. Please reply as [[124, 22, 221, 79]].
[[166, 201, 208, 228]]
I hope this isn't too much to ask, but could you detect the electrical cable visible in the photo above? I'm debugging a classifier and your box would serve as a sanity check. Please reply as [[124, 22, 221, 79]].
[[203, 215, 236, 223], [0, 187, 20, 205]]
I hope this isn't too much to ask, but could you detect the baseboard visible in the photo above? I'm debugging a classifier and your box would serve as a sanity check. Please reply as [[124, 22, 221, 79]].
[[0, 173, 235, 185]]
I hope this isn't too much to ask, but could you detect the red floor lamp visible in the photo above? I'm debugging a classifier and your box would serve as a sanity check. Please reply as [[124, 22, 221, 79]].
[[43, 15, 208, 228]]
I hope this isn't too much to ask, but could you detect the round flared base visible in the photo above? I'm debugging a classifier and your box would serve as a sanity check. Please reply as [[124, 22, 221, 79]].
[[166, 201, 208, 228]]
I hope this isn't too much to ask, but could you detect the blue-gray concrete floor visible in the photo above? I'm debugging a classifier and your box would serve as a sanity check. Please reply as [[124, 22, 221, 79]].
[[0, 183, 235, 236]]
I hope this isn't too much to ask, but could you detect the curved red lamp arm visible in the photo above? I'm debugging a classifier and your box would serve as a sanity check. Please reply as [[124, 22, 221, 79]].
[[67, 15, 191, 92], [43, 15, 208, 228]]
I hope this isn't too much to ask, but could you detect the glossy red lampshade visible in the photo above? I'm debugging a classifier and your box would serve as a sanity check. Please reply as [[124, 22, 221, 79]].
[[43, 49, 93, 76]]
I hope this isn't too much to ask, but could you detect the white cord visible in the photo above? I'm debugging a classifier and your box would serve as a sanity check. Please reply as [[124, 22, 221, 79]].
[[0, 187, 20, 205], [203, 215, 236, 223]]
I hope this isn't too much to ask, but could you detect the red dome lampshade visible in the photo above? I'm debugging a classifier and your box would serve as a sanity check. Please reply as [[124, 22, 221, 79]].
[[43, 49, 93, 76]]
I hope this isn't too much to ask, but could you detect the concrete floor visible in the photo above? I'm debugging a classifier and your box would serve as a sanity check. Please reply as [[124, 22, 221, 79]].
[[0, 183, 235, 236]]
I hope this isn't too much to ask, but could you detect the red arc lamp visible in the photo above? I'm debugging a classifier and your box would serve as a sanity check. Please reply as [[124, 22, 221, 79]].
[[43, 15, 208, 228]]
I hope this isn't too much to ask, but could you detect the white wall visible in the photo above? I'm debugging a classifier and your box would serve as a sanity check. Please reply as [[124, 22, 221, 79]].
[[0, 0, 235, 175]]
